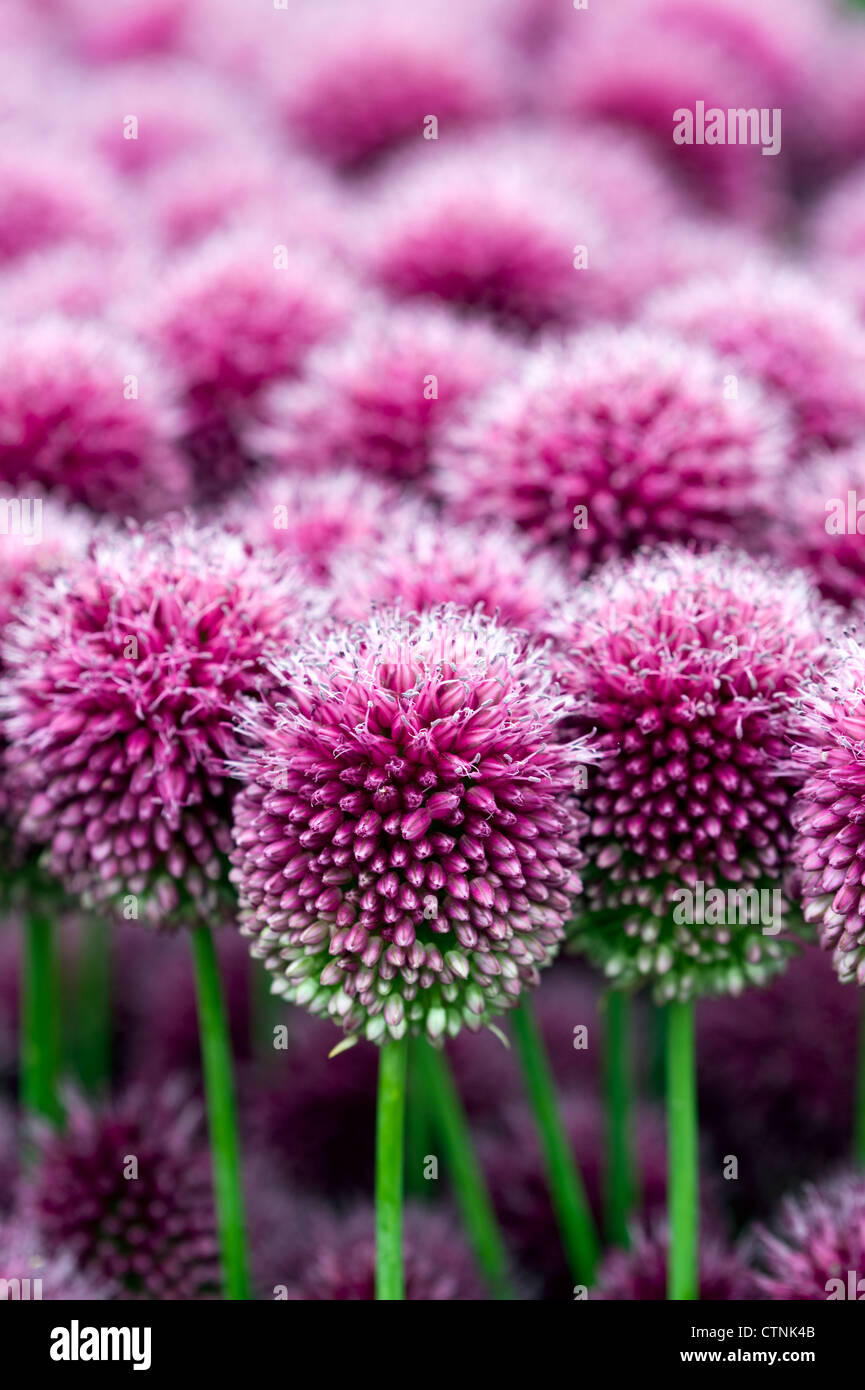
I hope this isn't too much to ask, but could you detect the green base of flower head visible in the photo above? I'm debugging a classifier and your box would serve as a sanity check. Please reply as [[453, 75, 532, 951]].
[[248, 926, 554, 1046], [78, 859, 238, 933], [568, 875, 809, 1002]]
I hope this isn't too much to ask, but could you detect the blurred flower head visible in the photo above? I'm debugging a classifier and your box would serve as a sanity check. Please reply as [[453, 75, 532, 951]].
[[754, 1173, 865, 1300]]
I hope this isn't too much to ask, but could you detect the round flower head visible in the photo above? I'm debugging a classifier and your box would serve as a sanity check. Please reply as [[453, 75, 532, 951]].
[[593, 1223, 756, 1301], [754, 1174, 865, 1300], [698, 946, 861, 1218], [646, 267, 865, 462], [228, 468, 402, 586], [251, 304, 517, 488], [231, 606, 592, 1045], [334, 514, 568, 641], [768, 447, 865, 608], [0, 320, 189, 518], [366, 141, 605, 334], [274, 1202, 486, 1301], [0, 244, 147, 324], [0, 143, 123, 265], [480, 1091, 668, 1298], [270, 0, 506, 172], [25, 1085, 220, 1299], [562, 547, 828, 1001], [0, 1217, 109, 1300], [0, 499, 91, 641], [791, 635, 865, 987], [1, 518, 314, 927], [438, 329, 789, 573]]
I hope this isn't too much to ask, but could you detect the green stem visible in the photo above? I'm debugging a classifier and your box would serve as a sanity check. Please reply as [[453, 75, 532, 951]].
[[416, 1039, 513, 1298], [602, 989, 637, 1247], [190, 926, 250, 1301], [666, 999, 699, 1301], [511, 999, 599, 1286], [855, 996, 865, 1166], [21, 910, 63, 1129], [404, 1037, 433, 1199], [75, 917, 112, 1094], [375, 1038, 408, 1300]]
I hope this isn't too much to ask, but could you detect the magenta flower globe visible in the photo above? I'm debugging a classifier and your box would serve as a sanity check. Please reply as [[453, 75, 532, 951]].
[[438, 329, 789, 573], [252, 304, 517, 488], [646, 266, 865, 462], [1, 519, 312, 927], [792, 636, 865, 987], [0, 321, 190, 518], [228, 468, 403, 586], [593, 1224, 756, 1301], [768, 447, 865, 608], [230, 606, 592, 1045], [754, 1174, 865, 1300], [334, 514, 568, 641], [562, 547, 828, 1001], [0, 144, 121, 266], [25, 1087, 221, 1300], [366, 143, 604, 335]]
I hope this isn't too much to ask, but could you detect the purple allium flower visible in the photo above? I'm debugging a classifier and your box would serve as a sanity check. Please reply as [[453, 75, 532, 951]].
[[231, 606, 592, 1044], [754, 1174, 865, 1300], [0, 244, 144, 324], [251, 305, 517, 488], [646, 267, 865, 462], [767, 447, 865, 608], [333, 514, 568, 641], [24, 1085, 221, 1299], [0, 499, 91, 640], [271, 1201, 486, 1301], [0, 321, 189, 518], [1, 519, 313, 927], [0, 144, 122, 265], [270, 0, 506, 173], [479, 1091, 669, 1298], [228, 468, 402, 587], [593, 1223, 757, 1301], [438, 329, 789, 573], [366, 142, 604, 334], [791, 636, 865, 987], [545, 1, 789, 225], [561, 547, 828, 1001], [698, 947, 861, 1217], [0, 1217, 109, 1300]]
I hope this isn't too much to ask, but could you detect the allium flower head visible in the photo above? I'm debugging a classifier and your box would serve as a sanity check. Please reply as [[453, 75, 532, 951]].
[[791, 636, 865, 987], [25, 1086, 220, 1299], [593, 1223, 756, 1301], [146, 231, 354, 411], [646, 267, 865, 461], [231, 606, 592, 1044], [366, 143, 605, 334], [754, 1174, 865, 1300], [0, 500, 91, 640], [334, 514, 568, 641], [0, 320, 189, 518], [228, 468, 402, 586], [57, 0, 197, 63], [271, 0, 506, 172], [0, 1217, 108, 1300], [0, 144, 122, 265], [1, 519, 313, 926], [562, 547, 828, 1001], [768, 447, 865, 609], [438, 329, 789, 573], [251, 305, 517, 487], [275, 1202, 486, 1301]]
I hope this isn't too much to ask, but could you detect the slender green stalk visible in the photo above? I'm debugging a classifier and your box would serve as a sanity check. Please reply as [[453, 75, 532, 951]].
[[405, 1037, 434, 1199], [602, 989, 637, 1247], [666, 999, 699, 1301], [21, 910, 63, 1129], [648, 998, 667, 1101], [511, 999, 599, 1286], [190, 926, 250, 1301], [417, 1038, 513, 1298], [75, 917, 112, 1094], [855, 996, 865, 1166], [375, 1038, 408, 1300]]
